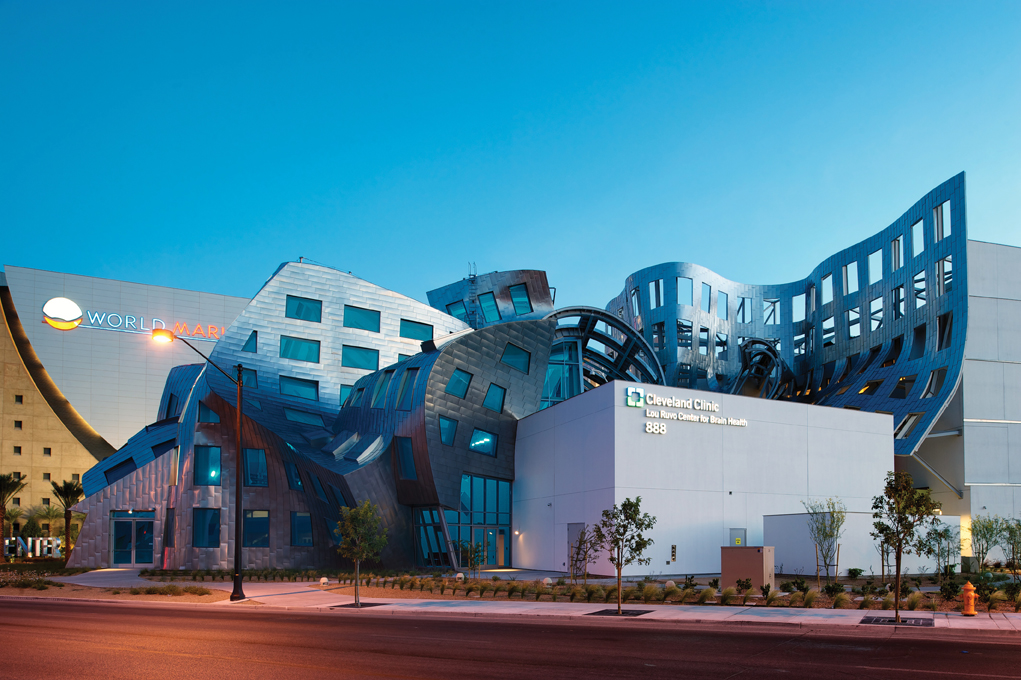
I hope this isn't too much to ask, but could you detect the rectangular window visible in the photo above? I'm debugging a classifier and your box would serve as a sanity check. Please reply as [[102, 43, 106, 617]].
[[241, 330, 257, 353], [310, 475, 328, 502], [71, 473, 79, 482], [13, 446, 21, 455], [43, 447, 51, 456], [891, 236, 903, 271], [791, 294, 805, 323], [478, 292, 501, 323], [698, 326, 709, 355], [42, 473, 50, 481], [717, 291, 728, 320], [396, 369, 419, 411], [342, 345, 379, 371], [291, 512, 313, 546], [649, 322, 664, 352], [280, 336, 321, 363], [439, 416, 457, 445], [648, 279, 664, 309], [371, 370, 395, 408], [14, 420, 22, 430], [794, 333, 806, 356], [821, 274, 833, 305], [630, 289, 641, 317], [677, 319, 692, 349], [922, 367, 947, 398], [822, 316, 835, 347], [343, 305, 380, 333], [340, 384, 353, 405], [843, 262, 859, 295], [913, 270, 927, 309], [446, 301, 469, 322], [445, 369, 473, 399], [198, 402, 220, 423], [500, 343, 530, 373], [164, 507, 175, 548], [104, 458, 136, 485], [279, 376, 318, 401], [285, 295, 322, 323], [469, 428, 498, 457], [193, 446, 221, 486], [763, 298, 779, 325], [736, 297, 752, 323], [870, 296, 883, 332], [509, 284, 532, 315], [934, 200, 951, 240], [847, 308, 861, 339], [700, 283, 711, 313], [868, 249, 882, 285], [890, 375, 917, 399], [677, 277, 693, 306], [242, 449, 268, 487], [400, 319, 433, 341], [284, 461, 303, 490], [895, 413, 925, 440], [394, 437, 417, 480], [937, 312, 953, 351], [232, 367, 258, 388], [807, 285, 816, 315], [284, 407, 325, 427], [892, 286, 905, 320], [349, 387, 365, 407], [243, 510, 269, 547], [909, 324, 926, 361], [912, 219, 925, 257], [482, 384, 506, 413], [14, 395, 23, 404], [937, 256, 953, 296], [192, 508, 220, 548], [715, 332, 728, 359]]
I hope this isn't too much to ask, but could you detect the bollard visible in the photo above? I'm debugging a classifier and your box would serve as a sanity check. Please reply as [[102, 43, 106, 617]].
[[961, 581, 977, 616]]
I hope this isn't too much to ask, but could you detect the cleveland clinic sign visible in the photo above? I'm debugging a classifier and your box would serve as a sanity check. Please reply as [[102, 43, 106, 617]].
[[625, 386, 748, 434]]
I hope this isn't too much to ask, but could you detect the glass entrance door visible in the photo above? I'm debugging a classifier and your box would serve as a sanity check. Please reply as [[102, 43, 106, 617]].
[[110, 511, 155, 566]]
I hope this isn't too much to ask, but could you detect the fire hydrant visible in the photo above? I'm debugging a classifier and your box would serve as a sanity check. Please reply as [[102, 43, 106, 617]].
[[961, 581, 977, 616]]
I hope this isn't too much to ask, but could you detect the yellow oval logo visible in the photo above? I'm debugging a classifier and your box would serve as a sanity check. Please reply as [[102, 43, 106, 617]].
[[42, 297, 83, 330]]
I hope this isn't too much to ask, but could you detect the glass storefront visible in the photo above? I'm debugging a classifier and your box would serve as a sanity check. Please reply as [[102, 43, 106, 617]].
[[111, 510, 155, 565], [412, 473, 512, 568]]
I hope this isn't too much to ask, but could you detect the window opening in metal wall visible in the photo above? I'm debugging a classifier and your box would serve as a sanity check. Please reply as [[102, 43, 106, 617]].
[[934, 200, 951, 241], [677, 277, 693, 306], [889, 375, 917, 399], [859, 380, 883, 396], [913, 270, 927, 309], [892, 286, 905, 320], [241, 331, 257, 353], [921, 368, 947, 398], [630, 289, 641, 317], [881, 336, 903, 368], [912, 219, 925, 257], [894, 413, 925, 439], [868, 249, 882, 285], [794, 333, 806, 356], [937, 312, 953, 351], [909, 324, 926, 361], [891, 236, 903, 271], [715, 333, 728, 360], [858, 345, 882, 374], [446, 301, 469, 323], [847, 307, 860, 339], [701, 283, 712, 314], [792, 294, 805, 323], [478, 292, 501, 323], [823, 316, 835, 347], [509, 284, 532, 315], [736, 297, 752, 323], [937, 257, 953, 296], [652, 322, 665, 352], [370, 371, 395, 407], [870, 297, 883, 332], [763, 298, 780, 325], [285, 296, 322, 323], [718, 291, 728, 320], [648, 279, 664, 309], [698, 327, 710, 355], [843, 262, 859, 295], [821, 275, 833, 305]]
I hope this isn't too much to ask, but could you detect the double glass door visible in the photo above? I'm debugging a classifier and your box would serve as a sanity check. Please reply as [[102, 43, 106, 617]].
[[112, 511, 154, 566], [474, 527, 508, 567]]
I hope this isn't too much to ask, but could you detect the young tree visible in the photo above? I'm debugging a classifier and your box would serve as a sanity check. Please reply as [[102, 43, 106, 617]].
[[924, 522, 960, 586], [871, 471, 941, 623], [999, 519, 1021, 583], [969, 514, 1005, 570], [802, 497, 846, 583], [457, 538, 485, 580], [335, 500, 389, 607], [51, 480, 84, 558], [592, 497, 657, 615], [1, 473, 27, 545], [569, 526, 599, 585]]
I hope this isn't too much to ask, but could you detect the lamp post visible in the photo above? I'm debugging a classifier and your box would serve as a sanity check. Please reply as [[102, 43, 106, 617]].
[[152, 328, 246, 601]]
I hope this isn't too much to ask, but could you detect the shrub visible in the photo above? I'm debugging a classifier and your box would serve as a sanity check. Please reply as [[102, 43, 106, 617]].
[[696, 587, 717, 605], [779, 581, 795, 593], [534, 581, 548, 601], [928, 597, 940, 612], [742, 587, 757, 605], [760, 583, 771, 598], [183, 585, 211, 596], [719, 587, 737, 606], [556, 577, 566, 587], [988, 590, 1007, 613], [663, 586, 681, 603], [642, 584, 662, 603], [708, 578, 720, 590], [677, 587, 696, 604], [788, 592, 804, 607], [603, 586, 618, 604], [586, 585, 604, 603], [803, 590, 819, 608], [822, 582, 844, 598], [1005, 582, 1021, 600], [940, 581, 962, 602], [682, 575, 697, 589], [506, 583, 520, 598], [847, 568, 865, 580], [906, 592, 924, 610], [859, 594, 874, 610], [492, 575, 501, 581], [881, 595, 894, 610], [129, 587, 142, 595], [621, 586, 639, 603], [792, 576, 809, 594], [111, 590, 120, 595], [735, 578, 752, 592], [1013, 590, 1021, 613], [493, 584, 507, 597], [832, 592, 850, 609], [764, 589, 781, 607]]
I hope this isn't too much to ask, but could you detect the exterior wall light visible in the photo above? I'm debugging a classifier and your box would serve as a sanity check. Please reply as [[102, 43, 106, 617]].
[[151, 328, 175, 343]]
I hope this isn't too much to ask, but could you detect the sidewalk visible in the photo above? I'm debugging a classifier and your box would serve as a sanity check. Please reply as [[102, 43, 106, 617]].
[[44, 570, 1021, 632]]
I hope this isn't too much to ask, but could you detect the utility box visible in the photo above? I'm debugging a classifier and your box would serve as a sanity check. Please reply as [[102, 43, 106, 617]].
[[721, 546, 774, 591]]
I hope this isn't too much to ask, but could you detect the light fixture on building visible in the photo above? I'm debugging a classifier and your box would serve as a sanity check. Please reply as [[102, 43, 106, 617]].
[[152, 328, 175, 343]]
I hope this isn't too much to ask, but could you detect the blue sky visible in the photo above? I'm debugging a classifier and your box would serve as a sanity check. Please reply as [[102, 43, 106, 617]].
[[2, 1, 1018, 307]]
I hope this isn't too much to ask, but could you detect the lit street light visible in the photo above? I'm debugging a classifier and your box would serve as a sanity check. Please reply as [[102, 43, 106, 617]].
[[152, 328, 247, 601]]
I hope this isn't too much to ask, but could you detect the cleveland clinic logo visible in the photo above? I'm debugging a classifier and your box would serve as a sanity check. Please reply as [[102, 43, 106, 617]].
[[625, 387, 645, 408]]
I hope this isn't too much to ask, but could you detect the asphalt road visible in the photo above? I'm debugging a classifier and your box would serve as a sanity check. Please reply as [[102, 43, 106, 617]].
[[2, 600, 1020, 679]]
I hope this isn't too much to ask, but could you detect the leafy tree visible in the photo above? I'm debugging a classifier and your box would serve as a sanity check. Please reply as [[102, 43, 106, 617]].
[[802, 497, 846, 583], [871, 471, 941, 623], [1, 474, 27, 543], [335, 500, 389, 607], [457, 538, 485, 580], [51, 480, 84, 557], [1000, 519, 1021, 583], [592, 497, 657, 615], [569, 526, 600, 585], [924, 522, 960, 586], [19, 517, 43, 538], [969, 514, 1005, 570]]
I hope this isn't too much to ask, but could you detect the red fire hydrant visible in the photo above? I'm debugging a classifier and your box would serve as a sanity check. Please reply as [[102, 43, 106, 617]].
[[961, 581, 977, 617]]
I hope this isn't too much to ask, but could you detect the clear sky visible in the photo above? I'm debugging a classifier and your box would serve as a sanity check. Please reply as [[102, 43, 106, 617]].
[[2, 1, 1018, 308]]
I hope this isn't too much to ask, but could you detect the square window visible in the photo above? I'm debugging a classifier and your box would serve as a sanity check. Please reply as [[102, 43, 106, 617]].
[[509, 284, 533, 315], [483, 384, 506, 413], [192, 508, 220, 548], [342, 345, 379, 371], [439, 416, 457, 446], [445, 369, 473, 399], [446, 301, 469, 323], [469, 428, 498, 457], [241, 330, 258, 353], [243, 449, 268, 487], [344, 305, 381, 333], [648, 279, 664, 309], [13, 446, 22, 455], [700, 283, 712, 314], [43, 447, 51, 456], [280, 335, 321, 363], [284, 461, 303, 490], [11, 498, 19, 507], [71, 473, 79, 483], [42, 473, 50, 481], [478, 292, 501, 323], [14, 395, 22, 404], [400, 319, 433, 341], [868, 249, 882, 285], [279, 376, 319, 401], [243, 510, 270, 547], [285, 295, 322, 323], [370, 370, 394, 408], [194, 446, 221, 486], [14, 421, 22, 430], [501, 343, 530, 373], [677, 277, 693, 306], [394, 437, 417, 480], [198, 402, 220, 424], [291, 511, 313, 546]]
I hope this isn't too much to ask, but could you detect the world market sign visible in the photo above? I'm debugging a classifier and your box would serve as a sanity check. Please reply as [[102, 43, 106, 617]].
[[41, 297, 225, 342], [625, 386, 748, 434]]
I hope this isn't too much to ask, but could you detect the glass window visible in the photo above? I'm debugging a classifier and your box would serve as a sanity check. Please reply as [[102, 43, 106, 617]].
[[937, 312, 953, 351], [483, 384, 506, 413], [232, 367, 258, 388], [279, 376, 319, 401], [285, 295, 322, 323], [648, 279, 664, 309], [652, 322, 665, 352], [891, 236, 903, 271], [198, 402, 220, 423], [700, 283, 711, 313], [396, 369, 419, 411], [104, 459, 137, 486], [859, 380, 883, 396], [763, 298, 779, 325], [284, 461, 303, 490], [439, 416, 457, 446], [938, 256, 953, 296], [246, 399, 261, 410], [371, 370, 394, 408], [280, 335, 321, 363], [677, 277, 693, 306], [807, 285, 816, 315], [164, 507, 175, 548], [870, 297, 883, 332], [847, 307, 860, 338], [398, 354, 412, 362], [291, 511, 313, 546], [243, 449, 268, 487], [340, 384, 353, 405], [469, 428, 498, 457], [349, 387, 365, 407], [241, 330, 257, 353], [912, 219, 925, 257], [283, 408, 324, 426], [446, 301, 469, 322], [394, 437, 417, 480], [630, 289, 641, 317], [792, 294, 805, 323], [935, 200, 951, 240], [445, 369, 473, 399], [193, 446, 221, 486], [821, 275, 833, 305], [341, 306, 378, 333], [400, 319, 433, 341], [310, 475, 328, 502], [500, 343, 530, 373], [478, 292, 501, 323], [717, 291, 728, 320], [243, 510, 269, 547], [331, 485, 348, 508], [868, 249, 882, 285], [843, 262, 859, 295], [890, 375, 917, 399], [192, 508, 220, 548], [922, 367, 947, 398], [736, 297, 752, 323], [509, 284, 532, 315], [895, 413, 926, 440], [342, 345, 379, 371]]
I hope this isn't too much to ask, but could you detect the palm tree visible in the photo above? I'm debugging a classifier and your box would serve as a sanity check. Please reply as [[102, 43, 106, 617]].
[[51, 480, 84, 556], [1, 473, 27, 540], [4, 507, 23, 538], [32, 505, 64, 538]]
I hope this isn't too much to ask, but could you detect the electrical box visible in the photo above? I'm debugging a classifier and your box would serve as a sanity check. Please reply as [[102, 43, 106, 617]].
[[721, 546, 774, 591]]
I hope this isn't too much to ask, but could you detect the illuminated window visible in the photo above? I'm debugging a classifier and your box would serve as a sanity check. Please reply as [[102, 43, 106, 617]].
[[469, 428, 498, 457], [194, 446, 221, 486], [285, 295, 321, 323], [859, 380, 883, 396], [889, 375, 917, 399]]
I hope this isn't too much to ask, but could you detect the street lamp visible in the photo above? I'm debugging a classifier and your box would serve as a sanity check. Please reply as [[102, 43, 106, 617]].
[[152, 327, 246, 601]]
